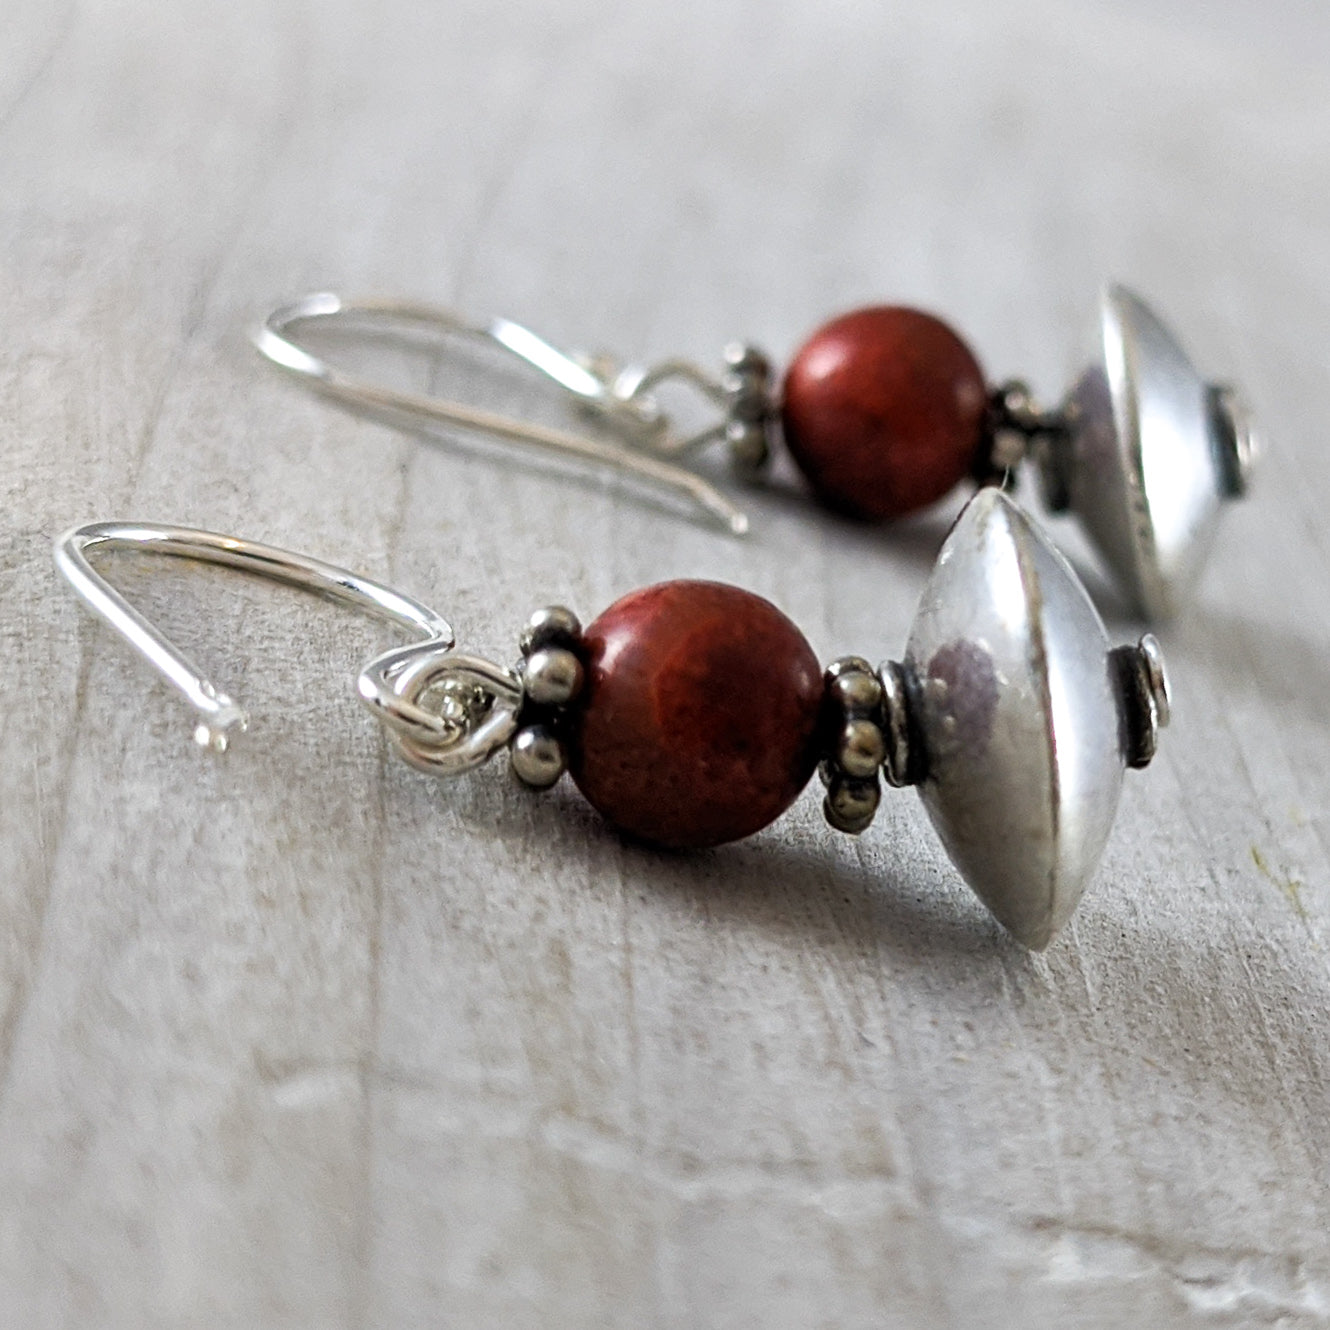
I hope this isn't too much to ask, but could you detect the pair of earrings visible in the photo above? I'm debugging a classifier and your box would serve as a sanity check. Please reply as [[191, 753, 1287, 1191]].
[[255, 283, 1255, 621], [60, 284, 1249, 948]]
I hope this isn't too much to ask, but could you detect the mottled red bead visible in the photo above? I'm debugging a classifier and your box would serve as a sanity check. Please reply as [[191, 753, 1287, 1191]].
[[781, 306, 988, 520], [570, 581, 823, 849]]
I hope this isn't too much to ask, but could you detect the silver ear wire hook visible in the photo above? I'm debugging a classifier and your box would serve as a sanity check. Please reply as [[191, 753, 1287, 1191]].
[[253, 294, 770, 535], [55, 522, 464, 753]]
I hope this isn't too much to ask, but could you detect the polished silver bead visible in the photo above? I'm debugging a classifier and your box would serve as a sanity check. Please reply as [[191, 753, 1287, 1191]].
[[1054, 285, 1255, 620], [522, 646, 584, 707], [837, 718, 886, 780], [829, 667, 884, 718], [510, 725, 567, 789], [904, 487, 1165, 949], [823, 777, 880, 835], [519, 605, 582, 656]]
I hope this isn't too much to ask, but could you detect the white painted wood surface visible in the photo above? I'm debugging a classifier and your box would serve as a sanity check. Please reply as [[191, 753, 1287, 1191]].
[[3, 2, 1329, 1325]]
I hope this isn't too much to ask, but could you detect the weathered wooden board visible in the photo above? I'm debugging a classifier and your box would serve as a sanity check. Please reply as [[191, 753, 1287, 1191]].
[[3, 1, 1330, 1325]]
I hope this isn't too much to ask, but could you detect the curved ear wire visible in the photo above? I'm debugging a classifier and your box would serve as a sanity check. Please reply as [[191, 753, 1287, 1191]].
[[54, 522, 456, 751], [253, 293, 753, 535]]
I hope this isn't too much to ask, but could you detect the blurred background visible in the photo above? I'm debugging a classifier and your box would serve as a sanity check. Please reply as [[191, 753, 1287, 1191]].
[[3, 2, 1329, 1327]]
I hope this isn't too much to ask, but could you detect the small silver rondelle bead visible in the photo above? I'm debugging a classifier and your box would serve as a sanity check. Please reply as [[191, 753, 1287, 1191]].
[[522, 646, 585, 707], [824, 778, 880, 835], [519, 605, 582, 657], [510, 725, 567, 789], [1112, 633, 1172, 770], [837, 718, 886, 779], [878, 660, 919, 788], [1137, 632, 1171, 728]]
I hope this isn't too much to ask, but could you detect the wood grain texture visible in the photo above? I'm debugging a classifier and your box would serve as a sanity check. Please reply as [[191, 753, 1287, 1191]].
[[2, 1, 1329, 1325]]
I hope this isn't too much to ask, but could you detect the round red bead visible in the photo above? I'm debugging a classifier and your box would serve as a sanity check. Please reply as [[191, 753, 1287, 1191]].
[[569, 581, 823, 849], [781, 306, 988, 520]]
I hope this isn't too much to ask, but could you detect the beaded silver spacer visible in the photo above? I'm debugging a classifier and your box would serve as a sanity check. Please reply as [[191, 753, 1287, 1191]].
[[819, 656, 887, 835], [510, 605, 586, 789]]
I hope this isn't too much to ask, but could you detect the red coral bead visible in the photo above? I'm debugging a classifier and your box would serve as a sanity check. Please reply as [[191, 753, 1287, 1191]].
[[781, 306, 989, 520], [570, 581, 823, 849]]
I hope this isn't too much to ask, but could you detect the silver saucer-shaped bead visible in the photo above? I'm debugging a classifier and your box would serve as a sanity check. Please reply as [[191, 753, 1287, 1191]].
[[903, 487, 1168, 948], [1055, 284, 1256, 621]]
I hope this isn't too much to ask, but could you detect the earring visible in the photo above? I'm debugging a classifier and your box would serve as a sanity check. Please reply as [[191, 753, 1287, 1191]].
[[57, 488, 1168, 949], [255, 285, 1255, 621]]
